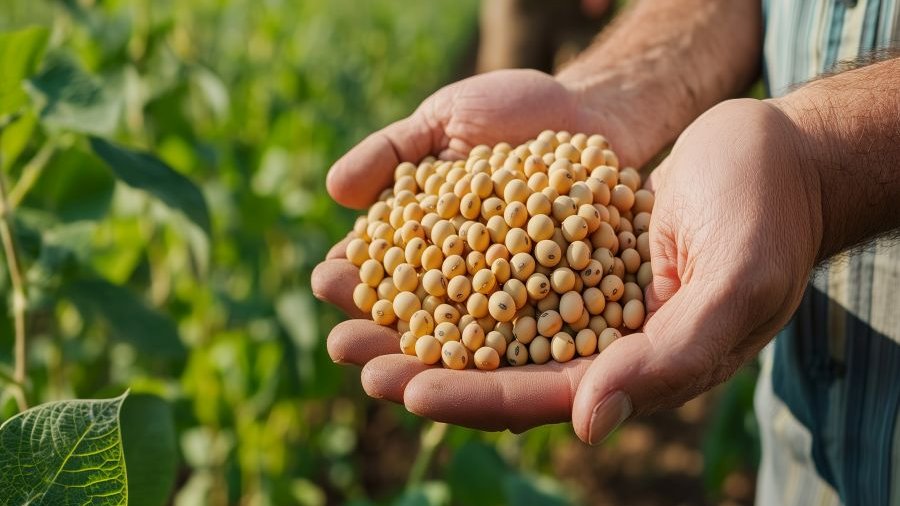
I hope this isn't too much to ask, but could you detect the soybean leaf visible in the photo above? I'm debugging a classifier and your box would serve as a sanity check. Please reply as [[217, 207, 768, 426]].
[[120, 394, 177, 506], [0, 26, 49, 116], [29, 53, 122, 135], [90, 137, 211, 235], [0, 393, 128, 505], [393, 482, 450, 506], [65, 277, 185, 358], [445, 440, 510, 506]]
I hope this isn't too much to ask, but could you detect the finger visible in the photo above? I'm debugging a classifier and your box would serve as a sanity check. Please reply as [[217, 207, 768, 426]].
[[571, 279, 749, 445], [311, 259, 366, 318], [361, 354, 432, 403], [403, 358, 593, 433], [327, 236, 352, 260], [326, 319, 399, 365], [327, 111, 440, 209]]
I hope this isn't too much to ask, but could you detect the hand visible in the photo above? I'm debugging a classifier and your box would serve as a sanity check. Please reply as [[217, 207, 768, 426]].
[[325, 69, 642, 209]]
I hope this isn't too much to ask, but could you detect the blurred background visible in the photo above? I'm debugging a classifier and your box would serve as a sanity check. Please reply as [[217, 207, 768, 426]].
[[0, 0, 760, 504]]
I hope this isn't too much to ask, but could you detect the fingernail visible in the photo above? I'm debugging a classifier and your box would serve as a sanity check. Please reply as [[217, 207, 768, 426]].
[[588, 390, 632, 445]]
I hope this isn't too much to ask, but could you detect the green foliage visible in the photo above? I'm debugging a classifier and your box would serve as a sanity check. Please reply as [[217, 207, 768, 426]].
[[0, 27, 49, 115], [120, 393, 177, 506], [0, 393, 128, 505]]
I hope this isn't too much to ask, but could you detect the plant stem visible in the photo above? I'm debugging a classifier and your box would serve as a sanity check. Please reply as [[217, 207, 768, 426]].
[[406, 421, 447, 488], [8, 142, 56, 208], [0, 138, 29, 411]]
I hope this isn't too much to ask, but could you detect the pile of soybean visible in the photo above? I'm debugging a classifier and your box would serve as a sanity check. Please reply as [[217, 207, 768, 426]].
[[347, 130, 653, 370]]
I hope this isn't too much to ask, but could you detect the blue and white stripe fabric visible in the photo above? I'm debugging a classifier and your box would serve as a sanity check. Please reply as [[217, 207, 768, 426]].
[[758, 1, 900, 505]]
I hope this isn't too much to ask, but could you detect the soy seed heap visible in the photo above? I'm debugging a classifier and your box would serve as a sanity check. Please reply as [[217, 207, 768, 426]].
[[348, 130, 654, 370]]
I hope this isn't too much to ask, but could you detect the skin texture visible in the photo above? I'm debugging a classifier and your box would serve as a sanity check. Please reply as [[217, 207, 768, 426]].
[[313, 0, 900, 443]]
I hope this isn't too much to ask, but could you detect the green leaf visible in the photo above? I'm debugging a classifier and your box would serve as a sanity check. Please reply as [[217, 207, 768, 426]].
[[65, 277, 185, 358], [445, 441, 510, 506], [502, 474, 573, 506], [1, 110, 37, 171], [0, 393, 128, 505], [120, 394, 177, 506], [89, 137, 211, 235], [0, 26, 49, 116], [28, 53, 122, 135]]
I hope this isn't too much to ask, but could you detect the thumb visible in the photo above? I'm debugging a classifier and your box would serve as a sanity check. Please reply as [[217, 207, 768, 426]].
[[326, 108, 442, 209], [571, 279, 748, 445]]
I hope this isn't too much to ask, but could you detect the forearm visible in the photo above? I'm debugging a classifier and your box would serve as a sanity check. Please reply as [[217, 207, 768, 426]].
[[557, 0, 762, 165], [771, 57, 900, 262]]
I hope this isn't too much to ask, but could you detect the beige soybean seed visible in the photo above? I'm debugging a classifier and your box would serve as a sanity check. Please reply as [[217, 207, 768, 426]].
[[368, 201, 390, 222], [400, 331, 418, 356], [486, 215, 510, 244], [527, 215, 555, 242], [552, 196, 577, 221], [466, 222, 490, 252], [526, 273, 552, 300], [372, 222, 395, 242], [472, 269, 497, 294], [510, 252, 536, 280], [537, 310, 563, 337], [600, 274, 624, 301], [471, 172, 494, 198], [503, 179, 530, 203], [404, 237, 426, 267], [420, 245, 444, 271], [618, 167, 642, 192], [551, 332, 576, 362], [592, 165, 618, 190], [566, 241, 591, 270], [621, 248, 642, 274], [536, 291, 560, 312], [555, 142, 580, 163], [569, 182, 593, 207], [462, 323, 486, 352], [460, 193, 482, 220], [623, 299, 646, 330], [617, 231, 636, 251], [636, 232, 651, 262], [633, 189, 655, 214], [422, 269, 448, 297], [505, 228, 532, 255], [527, 172, 550, 192], [378, 278, 400, 301], [603, 301, 623, 329], [598, 328, 622, 352], [485, 243, 510, 265], [578, 204, 602, 233], [466, 251, 487, 275], [415, 335, 441, 364], [367, 238, 390, 262], [550, 268, 576, 294], [580, 259, 604, 287], [353, 283, 378, 313], [529, 336, 551, 364], [585, 177, 611, 206], [441, 341, 468, 370], [382, 246, 405, 274], [590, 222, 617, 251], [526, 192, 552, 216], [346, 238, 369, 266], [513, 316, 538, 344], [447, 275, 472, 303], [492, 258, 512, 283], [393, 291, 421, 321], [593, 247, 615, 275], [488, 291, 517, 322], [622, 282, 644, 304], [637, 262, 652, 289], [559, 291, 585, 324], [485, 330, 507, 356], [393, 263, 419, 292], [410, 310, 436, 337], [359, 259, 385, 287], [575, 328, 598, 356], [606, 204, 621, 232], [481, 197, 506, 220], [372, 299, 396, 325], [474, 346, 501, 370], [535, 240, 562, 267], [582, 287, 607, 315], [430, 220, 455, 247], [503, 278, 528, 309], [434, 303, 460, 325], [589, 315, 608, 336], [507, 340, 529, 366], [504, 201, 528, 228], [610, 184, 635, 212], [435, 321, 461, 344], [395, 161, 417, 179], [442, 255, 466, 279], [561, 215, 588, 242], [580, 146, 604, 169], [612, 257, 626, 279], [466, 292, 489, 318], [400, 221, 425, 244], [633, 212, 651, 236]]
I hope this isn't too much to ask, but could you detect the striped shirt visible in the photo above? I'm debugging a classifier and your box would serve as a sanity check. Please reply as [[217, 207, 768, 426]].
[[757, 1, 900, 505]]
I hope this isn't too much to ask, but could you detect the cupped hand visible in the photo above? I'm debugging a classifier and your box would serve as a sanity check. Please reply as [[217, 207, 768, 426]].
[[316, 89, 821, 442], [325, 68, 636, 209]]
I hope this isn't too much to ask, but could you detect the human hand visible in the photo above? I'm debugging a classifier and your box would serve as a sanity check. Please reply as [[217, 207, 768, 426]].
[[325, 69, 647, 209]]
